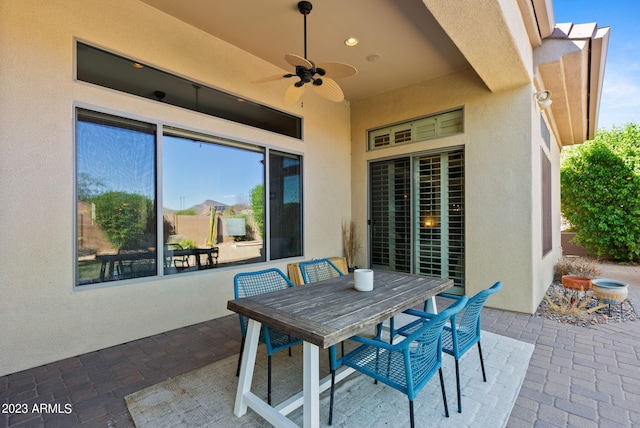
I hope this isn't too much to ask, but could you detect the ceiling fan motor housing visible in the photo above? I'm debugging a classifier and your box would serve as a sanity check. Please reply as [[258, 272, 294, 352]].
[[298, 1, 312, 15]]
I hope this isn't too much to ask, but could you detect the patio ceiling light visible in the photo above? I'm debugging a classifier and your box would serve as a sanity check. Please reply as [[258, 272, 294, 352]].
[[344, 37, 359, 47]]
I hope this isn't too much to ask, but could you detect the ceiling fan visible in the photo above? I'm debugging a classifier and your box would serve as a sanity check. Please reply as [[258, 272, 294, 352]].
[[254, 1, 357, 104]]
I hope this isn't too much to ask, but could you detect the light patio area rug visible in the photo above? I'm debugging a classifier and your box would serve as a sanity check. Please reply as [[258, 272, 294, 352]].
[[126, 331, 534, 427]]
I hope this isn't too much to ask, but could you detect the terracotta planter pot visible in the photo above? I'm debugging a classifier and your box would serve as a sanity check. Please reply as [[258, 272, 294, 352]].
[[561, 275, 592, 291], [592, 279, 629, 304]]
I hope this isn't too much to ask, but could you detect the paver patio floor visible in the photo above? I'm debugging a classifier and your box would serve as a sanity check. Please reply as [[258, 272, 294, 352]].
[[1, 263, 638, 427]]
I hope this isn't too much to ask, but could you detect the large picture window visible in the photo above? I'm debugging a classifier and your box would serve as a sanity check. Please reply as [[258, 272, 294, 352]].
[[75, 108, 303, 286], [76, 110, 157, 285], [162, 130, 266, 271]]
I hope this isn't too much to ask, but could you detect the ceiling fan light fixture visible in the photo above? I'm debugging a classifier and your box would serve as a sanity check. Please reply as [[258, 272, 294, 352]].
[[344, 37, 359, 47]]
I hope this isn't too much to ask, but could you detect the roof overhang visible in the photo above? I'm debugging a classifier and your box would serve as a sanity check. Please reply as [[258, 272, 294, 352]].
[[534, 23, 610, 145], [424, 0, 533, 92]]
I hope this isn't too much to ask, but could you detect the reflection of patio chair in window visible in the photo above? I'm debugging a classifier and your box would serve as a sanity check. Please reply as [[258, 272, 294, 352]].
[[116, 248, 155, 279], [164, 243, 190, 270]]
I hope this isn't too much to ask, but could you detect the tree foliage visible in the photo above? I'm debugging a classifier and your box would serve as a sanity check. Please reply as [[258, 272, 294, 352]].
[[561, 123, 640, 261], [250, 184, 265, 238], [91, 191, 155, 250]]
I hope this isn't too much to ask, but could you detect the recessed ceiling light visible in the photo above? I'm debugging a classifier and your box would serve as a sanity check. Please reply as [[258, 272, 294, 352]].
[[132, 62, 144, 69], [344, 37, 359, 47]]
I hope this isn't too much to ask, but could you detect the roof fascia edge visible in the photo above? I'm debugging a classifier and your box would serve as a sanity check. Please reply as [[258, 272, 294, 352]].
[[587, 27, 610, 139], [532, 0, 555, 39]]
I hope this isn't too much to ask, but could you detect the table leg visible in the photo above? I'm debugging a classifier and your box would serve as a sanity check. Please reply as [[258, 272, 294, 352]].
[[234, 319, 261, 417], [425, 296, 438, 314], [302, 341, 320, 428]]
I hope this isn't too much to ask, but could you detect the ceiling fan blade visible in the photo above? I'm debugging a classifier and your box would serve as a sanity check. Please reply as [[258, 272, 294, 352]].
[[252, 73, 292, 84], [284, 82, 305, 105], [317, 62, 358, 79], [313, 77, 344, 102], [285, 54, 313, 69]]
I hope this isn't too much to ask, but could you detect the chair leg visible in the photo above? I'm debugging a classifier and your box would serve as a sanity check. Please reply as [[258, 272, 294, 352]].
[[478, 341, 487, 382], [374, 347, 380, 384], [409, 400, 415, 428], [288, 335, 293, 356], [236, 336, 246, 377], [268, 355, 272, 405], [329, 370, 336, 425], [455, 359, 461, 413], [438, 367, 449, 418]]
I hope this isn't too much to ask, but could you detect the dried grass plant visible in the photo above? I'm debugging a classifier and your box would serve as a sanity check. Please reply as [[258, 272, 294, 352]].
[[342, 220, 360, 269], [553, 256, 601, 282], [544, 289, 606, 318]]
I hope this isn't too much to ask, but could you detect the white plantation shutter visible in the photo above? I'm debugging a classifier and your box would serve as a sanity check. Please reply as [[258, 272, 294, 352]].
[[367, 109, 463, 151]]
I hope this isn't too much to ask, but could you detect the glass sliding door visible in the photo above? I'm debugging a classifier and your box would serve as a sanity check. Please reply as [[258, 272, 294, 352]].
[[369, 159, 411, 272], [369, 148, 465, 292], [414, 150, 465, 290]]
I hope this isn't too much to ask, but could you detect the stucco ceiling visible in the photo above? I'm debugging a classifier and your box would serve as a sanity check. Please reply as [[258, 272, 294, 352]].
[[139, 0, 471, 101]]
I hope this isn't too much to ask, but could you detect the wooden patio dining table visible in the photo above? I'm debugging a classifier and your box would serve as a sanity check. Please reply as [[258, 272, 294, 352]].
[[227, 269, 453, 428]]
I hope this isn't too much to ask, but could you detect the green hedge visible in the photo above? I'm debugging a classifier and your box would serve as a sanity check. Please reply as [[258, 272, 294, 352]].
[[561, 123, 640, 261]]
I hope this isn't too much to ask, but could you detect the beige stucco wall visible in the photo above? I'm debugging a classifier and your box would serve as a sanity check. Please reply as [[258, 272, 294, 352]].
[[0, 0, 566, 377], [350, 68, 562, 314], [0, 0, 350, 376]]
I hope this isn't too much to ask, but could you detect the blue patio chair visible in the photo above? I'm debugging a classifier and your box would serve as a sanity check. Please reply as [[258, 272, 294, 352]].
[[329, 296, 468, 427], [396, 281, 503, 413], [298, 258, 344, 283], [234, 268, 303, 405]]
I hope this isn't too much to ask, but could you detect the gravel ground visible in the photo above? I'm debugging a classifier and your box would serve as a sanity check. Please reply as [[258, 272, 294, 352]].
[[534, 280, 638, 327]]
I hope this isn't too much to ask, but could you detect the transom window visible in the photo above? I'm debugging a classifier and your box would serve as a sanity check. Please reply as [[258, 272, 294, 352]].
[[367, 108, 464, 151], [76, 42, 302, 139]]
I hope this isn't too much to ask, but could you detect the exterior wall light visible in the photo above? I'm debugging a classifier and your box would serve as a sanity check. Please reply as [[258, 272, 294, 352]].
[[535, 90, 552, 109]]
